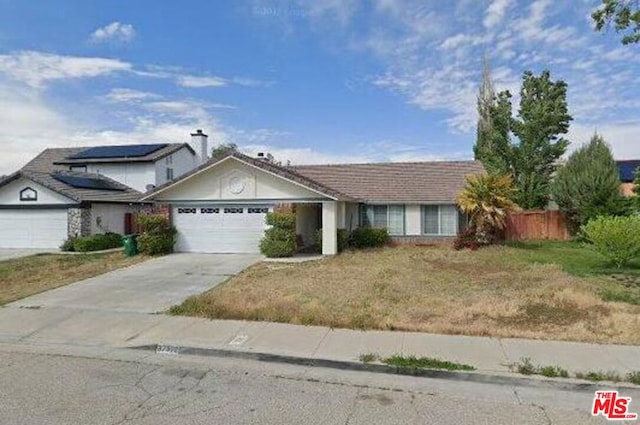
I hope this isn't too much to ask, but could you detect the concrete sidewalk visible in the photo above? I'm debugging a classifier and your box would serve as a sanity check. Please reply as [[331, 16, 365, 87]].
[[1, 305, 639, 379]]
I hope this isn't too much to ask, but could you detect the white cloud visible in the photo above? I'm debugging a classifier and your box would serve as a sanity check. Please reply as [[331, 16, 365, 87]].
[[104, 88, 161, 103], [176, 74, 274, 88], [177, 75, 228, 88], [568, 121, 640, 159], [484, 0, 512, 29], [89, 22, 136, 44], [0, 51, 131, 89]]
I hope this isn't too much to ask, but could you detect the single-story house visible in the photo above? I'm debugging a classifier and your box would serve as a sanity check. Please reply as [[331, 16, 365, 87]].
[[617, 160, 640, 197], [0, 133, 208, 249], [142, 151, 485, 255]]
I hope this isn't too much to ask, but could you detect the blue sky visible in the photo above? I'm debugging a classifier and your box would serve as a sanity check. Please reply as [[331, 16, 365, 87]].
[[0, 0, 638, 174]]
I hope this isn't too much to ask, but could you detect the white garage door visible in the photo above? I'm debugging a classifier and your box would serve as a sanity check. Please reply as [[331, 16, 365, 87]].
[[0, 209, 68, 249], [173, 205, 272, 253]]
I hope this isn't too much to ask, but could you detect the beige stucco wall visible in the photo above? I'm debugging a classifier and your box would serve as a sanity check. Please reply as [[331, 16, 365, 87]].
[[153, 157, 328, 202], [296, 204, 319, 247], [344, 202, 359, 230], [90, 203, 140, 235]]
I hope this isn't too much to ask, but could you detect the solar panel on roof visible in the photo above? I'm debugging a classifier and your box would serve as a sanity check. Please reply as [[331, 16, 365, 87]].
[[616, 161, 640, 183], [68, 143, 169, 160], [52, 174, 125, 191]]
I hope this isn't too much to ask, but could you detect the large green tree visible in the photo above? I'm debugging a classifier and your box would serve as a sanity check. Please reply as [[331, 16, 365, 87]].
[[474, 69, 572, 209], [509, 70, 572, 209], [551, 133, 623, 231], [592, 0, 640, 44]]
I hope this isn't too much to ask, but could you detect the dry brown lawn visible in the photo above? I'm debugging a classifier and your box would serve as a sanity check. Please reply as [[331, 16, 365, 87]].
[[171, 245, 640, 344], [0, 252, 147, 305]]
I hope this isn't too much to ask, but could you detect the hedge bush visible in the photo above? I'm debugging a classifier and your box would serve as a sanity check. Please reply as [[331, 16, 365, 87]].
[[72, 232, 122, 252], [260, 212, 297, 257], [137, 213, 177, 256], [314, 228, 351, 253], [582, 215, 640, 268], [60, 237, 77, 252], [350, 227, 390, 249], [266, 211, 296, 231]]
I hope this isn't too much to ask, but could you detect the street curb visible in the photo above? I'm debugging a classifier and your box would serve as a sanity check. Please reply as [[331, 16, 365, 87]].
[[129, 343, 638, 392]]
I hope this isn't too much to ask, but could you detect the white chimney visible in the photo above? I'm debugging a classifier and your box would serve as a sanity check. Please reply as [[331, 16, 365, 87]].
[[190, 129, 209, 165]]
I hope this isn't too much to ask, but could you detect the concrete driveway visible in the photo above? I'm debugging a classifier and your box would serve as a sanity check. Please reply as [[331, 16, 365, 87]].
[[9, 253, 261, 313], [0, 249, 56, 262]]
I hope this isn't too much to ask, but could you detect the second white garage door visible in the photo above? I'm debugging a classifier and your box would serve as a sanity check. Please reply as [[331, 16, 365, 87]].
[[173, 205, 272, 253], [0, 209, 68, 249]]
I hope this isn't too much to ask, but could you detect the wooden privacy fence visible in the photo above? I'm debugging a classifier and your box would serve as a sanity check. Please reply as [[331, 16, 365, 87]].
[[504, 210, 571, 241]]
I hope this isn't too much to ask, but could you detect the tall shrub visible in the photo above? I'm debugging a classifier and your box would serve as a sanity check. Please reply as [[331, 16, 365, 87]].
[[137, 213, 177, 255], [582, 216, 640, 268], [260, 212, 297, 257], [551, 133, 623, 232]]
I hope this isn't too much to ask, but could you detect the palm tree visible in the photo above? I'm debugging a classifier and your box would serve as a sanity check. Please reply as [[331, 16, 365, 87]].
[[456, 174, 520, 243]]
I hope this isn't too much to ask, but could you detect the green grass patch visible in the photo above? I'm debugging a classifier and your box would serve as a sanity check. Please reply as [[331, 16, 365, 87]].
[[513, 358, 640, 385], [513, 358, 569, 378], [505, 240, 640, 277], [382, 355, 476, 372], [575, 371, 623, 383], [627, 371, 640, 385], [358, 353, 380, 363], [507, 241, 640, 306]]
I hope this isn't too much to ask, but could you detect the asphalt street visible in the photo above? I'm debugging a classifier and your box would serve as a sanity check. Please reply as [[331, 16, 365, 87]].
[[0, 346, 629, 424]]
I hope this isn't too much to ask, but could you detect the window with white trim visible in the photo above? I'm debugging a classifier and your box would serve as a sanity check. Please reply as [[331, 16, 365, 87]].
[[360, 204, 405, 235], [165, 156, 174, 181], [422, 205, 460, 236]]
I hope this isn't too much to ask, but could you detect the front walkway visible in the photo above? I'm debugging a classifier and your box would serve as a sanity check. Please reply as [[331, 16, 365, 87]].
[[1, 306, 639, 380], [8, 253, 261, 313]]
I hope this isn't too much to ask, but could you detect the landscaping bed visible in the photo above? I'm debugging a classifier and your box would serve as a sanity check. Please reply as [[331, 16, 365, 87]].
[[0, 252, 147, 305], [171, 242, 640, 344]]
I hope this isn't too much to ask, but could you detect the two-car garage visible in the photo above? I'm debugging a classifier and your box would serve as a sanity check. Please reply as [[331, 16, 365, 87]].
[[172, 205, 272, 253]]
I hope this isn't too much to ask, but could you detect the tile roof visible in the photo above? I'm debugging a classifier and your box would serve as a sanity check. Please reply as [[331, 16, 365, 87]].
[[143, 150, 355, 201], [292, 161, 486, 203]]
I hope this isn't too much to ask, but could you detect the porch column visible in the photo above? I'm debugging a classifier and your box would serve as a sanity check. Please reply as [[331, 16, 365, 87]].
[[322, 201, 338, 255]]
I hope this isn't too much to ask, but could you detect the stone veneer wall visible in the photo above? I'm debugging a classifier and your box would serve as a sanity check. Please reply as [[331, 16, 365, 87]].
[[67, 208, 91, 238]]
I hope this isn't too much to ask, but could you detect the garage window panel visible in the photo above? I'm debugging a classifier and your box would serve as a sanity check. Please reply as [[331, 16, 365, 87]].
[[248, 207, 269, 214], [177, 208, 197, 214], [224, 207, 244, 214], [200, 208, 220, 214]]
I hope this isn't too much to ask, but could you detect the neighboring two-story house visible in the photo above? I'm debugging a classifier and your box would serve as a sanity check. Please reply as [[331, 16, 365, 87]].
[[0, 130, 209, 248]]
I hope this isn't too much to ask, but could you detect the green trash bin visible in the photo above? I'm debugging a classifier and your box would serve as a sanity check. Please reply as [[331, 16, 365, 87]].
[[122, 234, 139, 257]]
